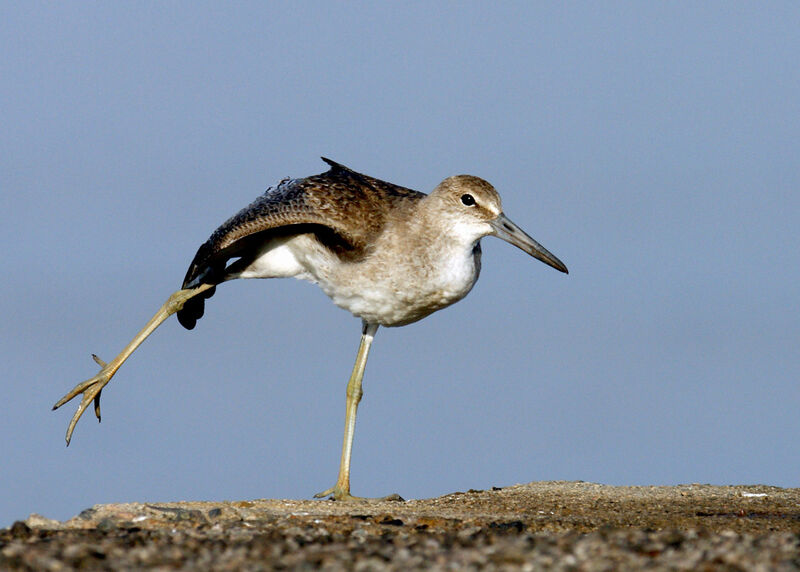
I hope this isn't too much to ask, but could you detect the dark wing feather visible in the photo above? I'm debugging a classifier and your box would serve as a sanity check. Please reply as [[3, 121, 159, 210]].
[[176, 158, 425, 329]]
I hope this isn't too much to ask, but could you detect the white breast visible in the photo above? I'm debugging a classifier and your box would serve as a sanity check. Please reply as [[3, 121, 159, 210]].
[[323, 239, 482, 327]]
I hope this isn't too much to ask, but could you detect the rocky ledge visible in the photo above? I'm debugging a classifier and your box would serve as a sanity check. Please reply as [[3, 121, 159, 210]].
[[3, 482, 799, 570]]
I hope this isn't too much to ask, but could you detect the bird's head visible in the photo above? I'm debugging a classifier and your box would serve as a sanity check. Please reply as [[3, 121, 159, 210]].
[[430, 175, 568, 274]]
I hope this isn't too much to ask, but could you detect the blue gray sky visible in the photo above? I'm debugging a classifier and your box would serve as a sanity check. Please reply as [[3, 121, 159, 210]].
[[2, 3, 798, 526]]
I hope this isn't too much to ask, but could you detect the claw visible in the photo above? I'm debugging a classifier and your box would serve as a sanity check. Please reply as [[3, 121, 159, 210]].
[[314, 485, 404, 502], [90, 356, 107, 421], [313, 486, 336, 499], [53, 367, 113, 445], [94, 389, 102, 422]]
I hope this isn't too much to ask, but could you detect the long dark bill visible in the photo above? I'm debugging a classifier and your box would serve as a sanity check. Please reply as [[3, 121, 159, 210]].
[[490, 213, 568, 274]]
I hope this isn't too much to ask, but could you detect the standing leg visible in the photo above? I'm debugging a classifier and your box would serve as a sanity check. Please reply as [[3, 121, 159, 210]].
[[314, 321, 402, 501]]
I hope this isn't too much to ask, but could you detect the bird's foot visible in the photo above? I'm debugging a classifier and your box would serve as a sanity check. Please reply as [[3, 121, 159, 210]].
[[313, 485, 404, 502], [52, 354, 114, 445]]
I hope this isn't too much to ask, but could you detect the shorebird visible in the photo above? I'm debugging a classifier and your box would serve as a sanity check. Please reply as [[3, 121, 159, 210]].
[[53, 158, 568, 501]]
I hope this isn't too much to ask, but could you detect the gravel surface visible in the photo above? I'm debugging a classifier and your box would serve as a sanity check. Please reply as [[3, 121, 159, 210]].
[[3, 482, 799, 570]]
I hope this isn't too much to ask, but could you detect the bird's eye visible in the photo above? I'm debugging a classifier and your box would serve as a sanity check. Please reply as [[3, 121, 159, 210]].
[[460, 194, 476, 206]]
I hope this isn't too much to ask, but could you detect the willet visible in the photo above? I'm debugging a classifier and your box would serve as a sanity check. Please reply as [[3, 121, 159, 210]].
[[53, 158, 568, 501]]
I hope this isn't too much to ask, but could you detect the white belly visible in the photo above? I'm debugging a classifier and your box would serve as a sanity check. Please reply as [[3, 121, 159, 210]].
[[237, 234, 482, 327], [236, 234, 332, 282], [324, 242, 482, 326]]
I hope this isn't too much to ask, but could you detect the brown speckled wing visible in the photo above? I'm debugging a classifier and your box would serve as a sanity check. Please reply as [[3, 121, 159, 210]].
[[176, 158, 424, 329]]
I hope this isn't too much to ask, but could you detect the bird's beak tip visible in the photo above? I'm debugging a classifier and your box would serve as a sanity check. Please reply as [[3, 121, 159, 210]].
[[490, 214, 568, 275]]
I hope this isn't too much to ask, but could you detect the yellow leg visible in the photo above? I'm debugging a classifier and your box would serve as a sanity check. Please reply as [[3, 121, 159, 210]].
[[52, 284, 214, 445], [314, 321, 403, 502]]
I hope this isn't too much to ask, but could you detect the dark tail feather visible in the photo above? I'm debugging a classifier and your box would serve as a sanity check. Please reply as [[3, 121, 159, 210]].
[[176, 285, 216, 330]]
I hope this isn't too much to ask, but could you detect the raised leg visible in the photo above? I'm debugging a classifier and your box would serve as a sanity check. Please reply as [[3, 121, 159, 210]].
[[52, 284, 215, 445], [314, 321, 403, 502]]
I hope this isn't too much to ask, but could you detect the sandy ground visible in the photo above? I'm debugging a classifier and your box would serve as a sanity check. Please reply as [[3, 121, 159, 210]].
[[3, 481, 799, 570]]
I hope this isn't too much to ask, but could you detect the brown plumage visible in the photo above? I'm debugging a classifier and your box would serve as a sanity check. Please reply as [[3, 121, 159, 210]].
[[177, 158, 425, 329]]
